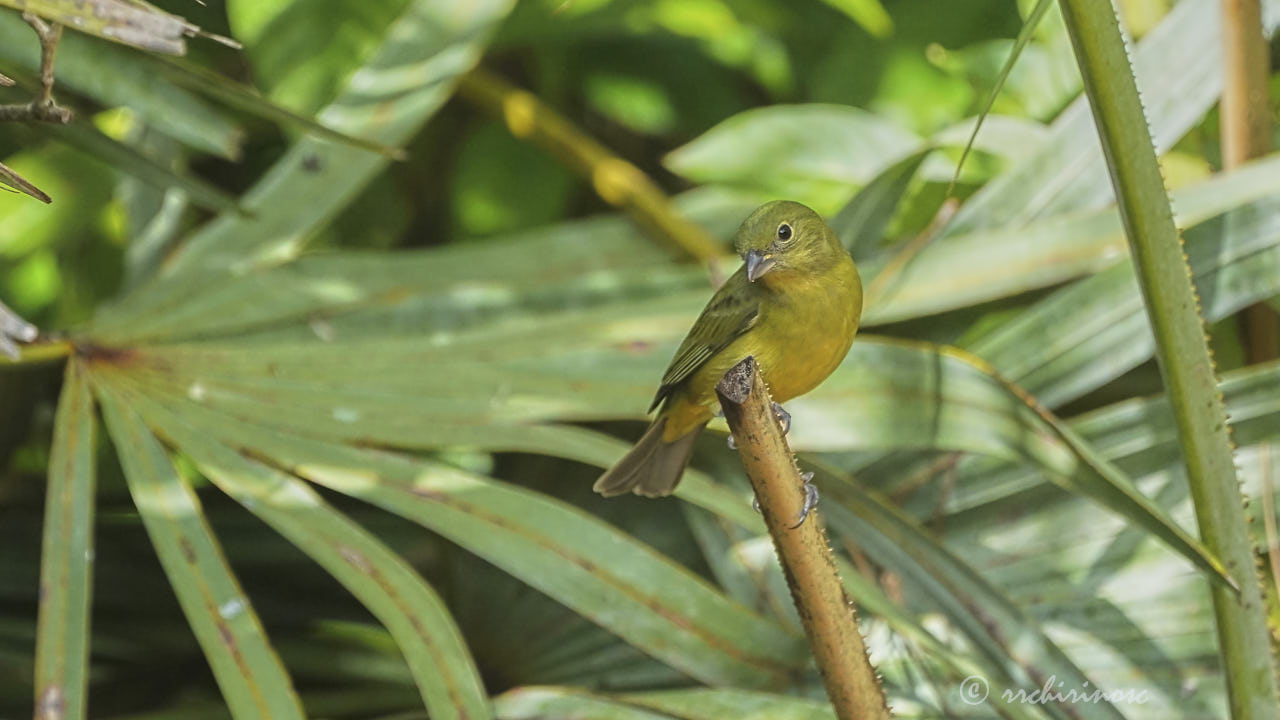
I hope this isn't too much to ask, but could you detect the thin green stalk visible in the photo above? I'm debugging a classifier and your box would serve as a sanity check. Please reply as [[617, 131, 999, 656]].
[[0, 340, 71, 366], [1057, 1, 1280, 717]]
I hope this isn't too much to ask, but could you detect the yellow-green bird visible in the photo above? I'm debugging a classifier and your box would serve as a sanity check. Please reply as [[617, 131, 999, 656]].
[[594, 200, 863, 497]]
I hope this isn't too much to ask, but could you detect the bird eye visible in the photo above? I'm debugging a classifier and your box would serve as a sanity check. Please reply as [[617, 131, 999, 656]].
[[777, 223, 793, 242]]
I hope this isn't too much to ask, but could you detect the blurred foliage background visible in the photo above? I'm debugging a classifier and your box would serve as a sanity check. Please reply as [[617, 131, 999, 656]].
[[2, 0, 1280, 718]]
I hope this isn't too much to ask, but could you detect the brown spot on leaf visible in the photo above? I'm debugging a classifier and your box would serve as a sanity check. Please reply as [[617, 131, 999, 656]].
[[75, 342, 139, 367], [180, 537, 197, 563]]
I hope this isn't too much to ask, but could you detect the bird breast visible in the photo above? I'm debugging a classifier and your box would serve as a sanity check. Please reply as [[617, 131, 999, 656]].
[[753, 270, 859, 403]]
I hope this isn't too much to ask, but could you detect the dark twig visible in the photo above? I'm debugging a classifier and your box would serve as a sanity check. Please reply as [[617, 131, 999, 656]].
[[0, 12, 73, 124], [28, 12, 61, 105], [717, 357, 891, 720], [0, 158, 52, 203]]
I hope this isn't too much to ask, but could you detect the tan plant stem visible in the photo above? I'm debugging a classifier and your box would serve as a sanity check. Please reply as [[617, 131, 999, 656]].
[[457, 68, 721, 263], [1219, 0, 1272, 167], [1220, 0, 1280, 665], [1220, 0, 1277, 363], [716, 357, 890, 720]]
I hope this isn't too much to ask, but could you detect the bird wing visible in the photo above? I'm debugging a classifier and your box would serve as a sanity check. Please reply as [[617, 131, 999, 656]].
[[650, 274, 760, 412]]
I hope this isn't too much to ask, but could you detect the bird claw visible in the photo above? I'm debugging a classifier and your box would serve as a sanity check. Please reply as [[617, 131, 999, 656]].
[[730, 405, 787, 450], [749, 472, 820, 527], [790, 471, 819, 528], [772, 402, 791, 434]]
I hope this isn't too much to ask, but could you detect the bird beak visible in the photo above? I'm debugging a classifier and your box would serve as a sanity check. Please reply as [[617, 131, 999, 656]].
[[745, 250, 776, 282]]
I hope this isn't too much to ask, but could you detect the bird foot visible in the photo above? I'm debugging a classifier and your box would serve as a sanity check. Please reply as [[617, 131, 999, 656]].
[[790, 472, 819, 528], [729, 405, 788, 450], [772, 402, 791, 434], [749, 471, 820, 528]]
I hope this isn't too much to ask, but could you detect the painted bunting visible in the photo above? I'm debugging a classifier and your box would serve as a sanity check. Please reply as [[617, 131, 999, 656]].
[[594, 200, 863, 497]]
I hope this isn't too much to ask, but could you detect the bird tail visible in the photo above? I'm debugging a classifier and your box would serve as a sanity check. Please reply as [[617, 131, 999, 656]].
[[593, 416, 704, 497]]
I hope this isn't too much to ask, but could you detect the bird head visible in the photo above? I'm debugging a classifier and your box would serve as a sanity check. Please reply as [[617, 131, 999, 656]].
[[732, 200, 845, 283]]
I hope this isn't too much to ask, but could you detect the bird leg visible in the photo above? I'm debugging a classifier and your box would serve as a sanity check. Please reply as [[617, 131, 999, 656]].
[[790, 471, 819, 528], [771, 402, 791, 434]]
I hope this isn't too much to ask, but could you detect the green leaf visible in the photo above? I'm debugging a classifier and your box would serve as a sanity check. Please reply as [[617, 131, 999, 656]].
[[99, 369, 810, 687], [0, 12, 243, 158], [495, 686, 847, 720], [85, 195, 723, 344], [946, 0, 1053, 195], [664, 104, 922, 212], [943, 0, 1279, 238], [152, 57, 407, 160], [967, 190, 1280, 407], [1050, 4, 1276, 712], [86, 327, 1132, 714], [817, 0, 892, 37], [812, 464, 1126, 720], [898, 366, 1280, 716], [121, 138, 192, 290], [678, 468, 1043, 719], [790, 339, 1232, 589], [927, 114, 1050, 170], [831, 148, 930, 259], [90, 150, 1280, 346], [621, 688, 839, 719], [494, 686, 673, 720], [114, 384, 492, 720], [949, 360, 1280, 516], [0, 0, 220, 55], [33, 360, 95, 720], [227, 0, 411, 117], [161, 0, 515, 276], [93, 380, 305, 720], [34, 118, 243, 215], [863, 153, 1280, 325], [451, 122, 575, 237], [94, 310, 1232, 589], [89, 0, 516, 331]]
